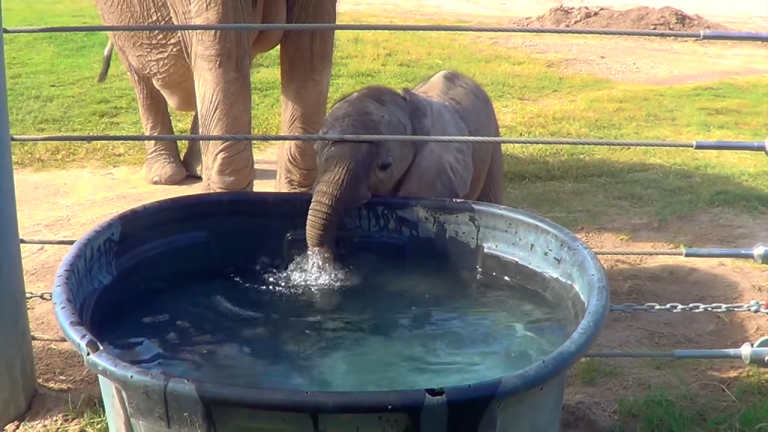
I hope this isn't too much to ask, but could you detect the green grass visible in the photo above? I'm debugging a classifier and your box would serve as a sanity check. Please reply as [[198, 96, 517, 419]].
[[572, 358, 618, 386], [64, 397, 108, 432], [614, 366, 768, 431], [4, 1, 768, 431], [5, 0, 768, 228], [570, 359, 768, 431]]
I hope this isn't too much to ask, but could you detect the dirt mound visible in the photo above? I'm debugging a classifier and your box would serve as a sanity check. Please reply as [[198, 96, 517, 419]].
[[514, 5, 730, 31]]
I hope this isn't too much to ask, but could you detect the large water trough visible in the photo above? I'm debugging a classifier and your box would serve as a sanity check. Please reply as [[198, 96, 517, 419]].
[[53, 192, 609, 431]]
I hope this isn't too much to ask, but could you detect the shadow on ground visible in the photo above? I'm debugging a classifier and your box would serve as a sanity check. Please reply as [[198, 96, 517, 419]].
[[255, 168, 277, 182], [502, 152, 768, 247]]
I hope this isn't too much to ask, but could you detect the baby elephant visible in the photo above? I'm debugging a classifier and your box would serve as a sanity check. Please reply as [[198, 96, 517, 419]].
[[305, 70, 505, 252]]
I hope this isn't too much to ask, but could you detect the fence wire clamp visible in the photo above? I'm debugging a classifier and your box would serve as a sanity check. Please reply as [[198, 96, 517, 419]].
[[25, 291, 52, 301], [595, 244, 767, 265], [741, 337, 768, 368], [753, 243, 767, 265], [610, 301, 768, 314]]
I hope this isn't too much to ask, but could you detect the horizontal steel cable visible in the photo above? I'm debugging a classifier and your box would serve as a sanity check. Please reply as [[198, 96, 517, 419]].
[[11, 134, 695, 147], [585, 351, 675, 358], [2, 24, 767, 42], [593, 249, 682, 256], [20, 327, 759, 364], [31, 334, 66, 343], [11, 135, 767, 153], [17, 239, 765, 262], [20, 238, 76, 245], [584, 348, 758, 361], [25, 238, 698, 251]]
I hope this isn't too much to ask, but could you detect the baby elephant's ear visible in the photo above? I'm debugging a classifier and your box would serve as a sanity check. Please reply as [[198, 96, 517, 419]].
[[402, 88, 431, 136], [397, 141, 474, 200]]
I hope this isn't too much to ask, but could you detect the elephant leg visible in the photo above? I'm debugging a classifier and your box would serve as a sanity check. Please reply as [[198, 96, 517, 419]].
[[182, 112, 202, 178], [129, 71, 187, 186], [476, 144, 506, 205], [184, 19, 255, 192], [274, 0, 337, 193]]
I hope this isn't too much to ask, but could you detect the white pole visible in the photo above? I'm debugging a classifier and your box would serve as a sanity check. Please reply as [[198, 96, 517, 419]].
[[0, 0, 38, 425]]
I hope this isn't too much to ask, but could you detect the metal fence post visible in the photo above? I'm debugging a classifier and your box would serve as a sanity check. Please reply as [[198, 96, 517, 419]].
[[0, 0, 38, 426]]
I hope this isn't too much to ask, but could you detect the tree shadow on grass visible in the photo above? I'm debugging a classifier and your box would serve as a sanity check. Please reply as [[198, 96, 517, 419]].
[[501, 150, 768, 248]]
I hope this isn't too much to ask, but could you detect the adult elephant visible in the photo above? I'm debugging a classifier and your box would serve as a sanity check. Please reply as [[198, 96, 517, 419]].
[[306, 70, 505, 252], [95, 0, 336, 192]]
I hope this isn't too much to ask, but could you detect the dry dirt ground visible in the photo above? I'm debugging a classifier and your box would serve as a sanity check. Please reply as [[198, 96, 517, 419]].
[[348, 0, 768, 85], [5, 1, 768, 431]]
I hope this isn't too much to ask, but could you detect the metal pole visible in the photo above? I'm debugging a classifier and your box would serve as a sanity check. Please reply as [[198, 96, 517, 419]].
[[0, 0, 37, 426]]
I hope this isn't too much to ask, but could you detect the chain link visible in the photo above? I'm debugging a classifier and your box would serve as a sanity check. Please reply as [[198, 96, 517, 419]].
[[24, 290, 768, 314], [611, 300, 768, 314], [25, 291, 52, 301]]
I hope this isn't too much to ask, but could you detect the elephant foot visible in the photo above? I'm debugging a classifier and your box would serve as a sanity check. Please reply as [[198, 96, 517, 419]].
[[182, 140, 203, 178], [142, 156, 187, 185], [276, 182, 313, 193], [275, 167, 316, 193]]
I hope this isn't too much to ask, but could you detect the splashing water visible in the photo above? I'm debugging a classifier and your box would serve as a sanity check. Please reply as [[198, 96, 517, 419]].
[[256, 248, 361, 297]]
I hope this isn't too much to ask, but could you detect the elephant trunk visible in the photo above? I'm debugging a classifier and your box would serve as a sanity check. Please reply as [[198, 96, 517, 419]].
[[306, 164, 369, 252]]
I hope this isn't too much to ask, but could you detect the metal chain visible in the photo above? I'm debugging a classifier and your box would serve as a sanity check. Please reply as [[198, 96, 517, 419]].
[[25, 291, 52, 301], [611, 301, 768, 314], [24, 290, 767, 314]]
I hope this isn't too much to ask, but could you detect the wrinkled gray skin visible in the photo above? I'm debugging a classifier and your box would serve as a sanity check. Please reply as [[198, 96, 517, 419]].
[[94, 0, 336, 192], [306, 70, 505, 254]]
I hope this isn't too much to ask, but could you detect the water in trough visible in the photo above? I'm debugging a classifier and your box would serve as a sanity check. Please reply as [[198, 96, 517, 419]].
[[91, 249, 582, 392]]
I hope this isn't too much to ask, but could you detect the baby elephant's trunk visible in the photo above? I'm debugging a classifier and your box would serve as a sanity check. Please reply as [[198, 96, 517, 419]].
[[306, 158, 371, 254]]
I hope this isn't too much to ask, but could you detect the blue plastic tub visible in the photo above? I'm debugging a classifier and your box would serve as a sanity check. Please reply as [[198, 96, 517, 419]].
[[53, 192, 609, 432]]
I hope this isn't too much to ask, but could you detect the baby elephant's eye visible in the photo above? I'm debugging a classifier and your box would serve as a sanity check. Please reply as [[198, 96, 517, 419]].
[[378, 161, 393, 172]]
